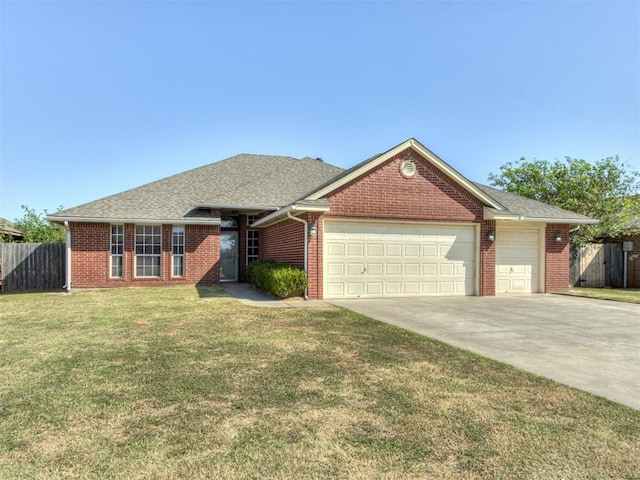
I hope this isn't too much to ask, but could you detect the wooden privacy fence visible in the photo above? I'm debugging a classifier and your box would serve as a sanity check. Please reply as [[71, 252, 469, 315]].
[[0, 243, 66, 293], [570, 243, 623, 288]]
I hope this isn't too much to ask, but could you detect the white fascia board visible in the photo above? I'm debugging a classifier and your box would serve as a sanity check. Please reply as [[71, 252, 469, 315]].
[[46, 216, 222, 226], [195, 203, 279, 211], [306, 138, 503, 210], [251, 203, 330, 228], [483, 207, 599, 224]]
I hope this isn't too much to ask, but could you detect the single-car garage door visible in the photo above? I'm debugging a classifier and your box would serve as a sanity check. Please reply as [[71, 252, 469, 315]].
[[495, 226, 541, 293], [324, 221, 476, 299]]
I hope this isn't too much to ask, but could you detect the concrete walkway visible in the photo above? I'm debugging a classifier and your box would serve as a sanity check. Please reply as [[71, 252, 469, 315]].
[[331, 294, 640, 410], [222, 283, 333, 308]]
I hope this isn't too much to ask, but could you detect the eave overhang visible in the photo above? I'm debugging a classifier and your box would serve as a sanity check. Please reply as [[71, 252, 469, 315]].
[[483, 207, 599, 225], [195, 203, 279, 212], [46, 216, 222, 226], [251, 201, 331, 228]]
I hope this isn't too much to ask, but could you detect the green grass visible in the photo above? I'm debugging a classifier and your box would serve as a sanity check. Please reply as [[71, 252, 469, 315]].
[[1, 286, 638, 479], [565, 287, 640, 304]]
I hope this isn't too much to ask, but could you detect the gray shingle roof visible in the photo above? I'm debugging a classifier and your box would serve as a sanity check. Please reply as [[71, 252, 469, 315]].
[[0, 218, 22, 236], [50, 154, 345, 222], [473, 182, 597, 223], [48, 143, 594, 225]]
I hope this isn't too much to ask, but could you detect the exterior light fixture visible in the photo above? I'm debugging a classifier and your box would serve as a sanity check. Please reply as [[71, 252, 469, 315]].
[[554, 232, 563, 243], [309, 222, 318, 238], [487, 229, 495, 242]]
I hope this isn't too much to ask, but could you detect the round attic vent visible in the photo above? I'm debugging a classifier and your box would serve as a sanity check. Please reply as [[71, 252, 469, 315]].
[[400, 159, 417, 178]]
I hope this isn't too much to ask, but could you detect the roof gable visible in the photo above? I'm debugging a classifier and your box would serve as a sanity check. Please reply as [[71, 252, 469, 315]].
[[302, 138, 503, 209]]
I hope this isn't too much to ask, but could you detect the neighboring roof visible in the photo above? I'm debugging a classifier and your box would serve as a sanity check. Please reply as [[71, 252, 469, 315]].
[[0, 218, 22, 237], [475, 183, 598, 224], [48, 154, 344, 223]]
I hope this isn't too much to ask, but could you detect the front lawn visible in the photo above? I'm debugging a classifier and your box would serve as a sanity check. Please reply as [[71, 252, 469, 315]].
[[1, 286, 638, 479], [565, 287, 640, 304]]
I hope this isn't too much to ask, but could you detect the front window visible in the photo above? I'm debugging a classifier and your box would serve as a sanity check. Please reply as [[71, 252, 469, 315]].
[[247, 230, 259, 265], [110, 225, 123, 278], [172, 226, 185, 277], [135, 225, 161, 277]]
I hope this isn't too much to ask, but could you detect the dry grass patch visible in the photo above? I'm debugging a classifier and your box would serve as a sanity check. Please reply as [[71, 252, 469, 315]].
[[1, 285, 638, 479]]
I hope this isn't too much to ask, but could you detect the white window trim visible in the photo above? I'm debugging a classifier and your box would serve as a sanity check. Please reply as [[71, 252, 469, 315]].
[[110, 224, 124, 278], [134, 224, 162, 278], [172, 225, 185, 278], [246, 229, 259, 265]]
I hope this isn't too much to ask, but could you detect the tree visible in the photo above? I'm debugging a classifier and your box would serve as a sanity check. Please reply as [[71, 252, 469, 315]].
[[5, 205, 66, 243], [489, 156, 640, 247]]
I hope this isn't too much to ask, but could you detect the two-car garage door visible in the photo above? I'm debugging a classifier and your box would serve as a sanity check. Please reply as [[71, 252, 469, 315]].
[[324, 221, 476, 299]]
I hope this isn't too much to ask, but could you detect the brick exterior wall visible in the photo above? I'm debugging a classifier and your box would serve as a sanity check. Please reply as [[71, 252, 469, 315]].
[[261, 218, 305, 267], [69, 222, 219, 288], [306, 147, 491, 299], [619, 235, 640, 288], [545, 224, 570, 293], [479, 220, 496, 296]]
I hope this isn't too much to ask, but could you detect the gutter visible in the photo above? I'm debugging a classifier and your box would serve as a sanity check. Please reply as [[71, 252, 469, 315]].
[[286, 211, 309, 301], [64, 221, 71, 292], [46, 216, 222, 226], [251, 202, 330, 228], [483, 207, 599, 225]]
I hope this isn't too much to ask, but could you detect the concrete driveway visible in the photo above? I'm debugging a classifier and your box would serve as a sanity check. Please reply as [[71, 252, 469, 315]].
[[330, 294, 640, 410]]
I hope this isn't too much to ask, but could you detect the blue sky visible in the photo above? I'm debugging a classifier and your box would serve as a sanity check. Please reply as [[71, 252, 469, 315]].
[[1, 0, 638, 222]]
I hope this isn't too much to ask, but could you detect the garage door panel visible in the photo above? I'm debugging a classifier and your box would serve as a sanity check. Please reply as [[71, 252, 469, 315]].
[[367, 244, 383, 256], [439, 263, 455, 275], [385, 282, 402, 294], [327, 243, 344, 256], [367, 263, 383, 276], [386, 244, 402, 256], [422, 245, 438, 257], [366, 283, 383, 295], [347, 263, 365, 275], [404, 263, 420, 275], [404, 244, 420, 256], [404, 282, 419, 294], [346, 283, 364, 295], [386, 263, 402, 275], [324, 221, 476, 299], [347, 243, 365, 256], [327, 263, 344, 276], [495, 227, 540, 294], [422, 263, 437, 275], [326, 282, 345, 296]]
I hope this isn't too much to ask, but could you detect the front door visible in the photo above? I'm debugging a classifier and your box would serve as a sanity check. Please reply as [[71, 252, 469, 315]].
[[220, 232, 238, 282]]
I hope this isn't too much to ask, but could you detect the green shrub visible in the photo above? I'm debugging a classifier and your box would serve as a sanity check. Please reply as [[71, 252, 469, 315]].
[[247, 260, 307, 298]]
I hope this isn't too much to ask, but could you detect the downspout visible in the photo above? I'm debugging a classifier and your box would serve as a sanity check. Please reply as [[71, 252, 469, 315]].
[[63, 221, 72, 292], [287, 211, 308, 300]]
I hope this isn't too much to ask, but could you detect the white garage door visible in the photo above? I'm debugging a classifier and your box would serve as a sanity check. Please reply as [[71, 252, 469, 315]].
[[495, 227, 540, 293], [324, 221, 476, 299]]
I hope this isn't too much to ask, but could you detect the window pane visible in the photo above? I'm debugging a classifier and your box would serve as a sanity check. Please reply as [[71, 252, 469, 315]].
[[173, 256, 184, 277], [111, 256, 123, 278], [135, 225, 162, 277]]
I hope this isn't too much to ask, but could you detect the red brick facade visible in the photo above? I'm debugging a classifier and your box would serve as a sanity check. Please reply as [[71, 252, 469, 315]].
[[545, 224, 571, 292], [66, 146, 574, 297], [303, 148, 498, 299], [618, 235, 640, 288], [69, 222, 219, 288], [261, 218, 305, 267]]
